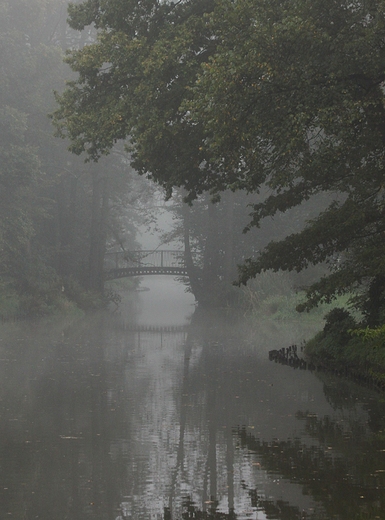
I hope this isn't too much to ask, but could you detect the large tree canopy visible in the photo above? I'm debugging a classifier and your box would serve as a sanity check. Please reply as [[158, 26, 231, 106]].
[[187, 0, 385, 311], [53, 0, 222, 200], [54, 0, 385, 316]]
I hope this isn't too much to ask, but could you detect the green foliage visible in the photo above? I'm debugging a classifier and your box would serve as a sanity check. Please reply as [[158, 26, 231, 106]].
[[53, 0, 219, 201], [323, 307, 357, 342], [306, 307, 358, 365], [53, 0, 385, 318], [60, 276, 103, 311], [305, 309, 385, 384], [352, 324, 385, 343], [242, 270, 356, 324], [0, 0, 154, 315], [188, 0, 385, 314], [349, 324, 385, 376]]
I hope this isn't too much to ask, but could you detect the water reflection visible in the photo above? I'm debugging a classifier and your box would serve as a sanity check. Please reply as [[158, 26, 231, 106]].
[[0, 279, 384, 519]]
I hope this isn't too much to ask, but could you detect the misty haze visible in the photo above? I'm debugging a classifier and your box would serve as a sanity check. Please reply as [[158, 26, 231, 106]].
[[1, 0, 385, 519]]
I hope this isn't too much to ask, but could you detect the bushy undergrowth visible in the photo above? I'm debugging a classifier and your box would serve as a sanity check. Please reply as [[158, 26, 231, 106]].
[[304, 307, 385, 387], [243, 270, 353, 323], [0, 272, 110, 320], [0, 280, 21, 318], [0, 270, 140, 320], [243, 271, 385, 384]]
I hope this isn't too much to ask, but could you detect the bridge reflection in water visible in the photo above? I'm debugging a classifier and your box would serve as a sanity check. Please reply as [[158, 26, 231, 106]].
[[113, 321, 189, 348], [104, 250, 188, 279]]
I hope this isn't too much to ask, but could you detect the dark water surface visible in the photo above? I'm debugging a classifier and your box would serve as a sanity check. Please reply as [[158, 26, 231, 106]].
[[1, 278, 385, 520]]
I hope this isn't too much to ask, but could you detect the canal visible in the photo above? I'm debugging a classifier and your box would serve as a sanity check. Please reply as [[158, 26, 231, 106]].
[[0, 277, 384, 519]]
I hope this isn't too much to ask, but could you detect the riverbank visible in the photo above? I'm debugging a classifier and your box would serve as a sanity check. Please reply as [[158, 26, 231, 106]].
[[304, 314, 385, 391], [0, 277, 139, 322], [1, 278, 384, 520], [265, 301, 385, 392], [244, 282, 385, 391]]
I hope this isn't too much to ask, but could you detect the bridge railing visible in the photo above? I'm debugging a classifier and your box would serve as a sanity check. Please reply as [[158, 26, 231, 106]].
[[104, 250, 185, 270]]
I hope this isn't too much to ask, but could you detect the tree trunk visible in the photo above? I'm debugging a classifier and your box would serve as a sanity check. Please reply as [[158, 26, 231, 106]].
[[55, 173, 78, 278], [202, 202, 219, 294], [223, 190, 235, 283], [365, 274, 385, 327], [88, 169, 109, 293], [182, 204, 204, 301]]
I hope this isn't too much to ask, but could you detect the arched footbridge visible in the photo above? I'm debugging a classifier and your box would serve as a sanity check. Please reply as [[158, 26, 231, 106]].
[[104, 250, 189, 280]]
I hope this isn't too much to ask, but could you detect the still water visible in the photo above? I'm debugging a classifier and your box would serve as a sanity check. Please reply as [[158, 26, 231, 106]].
[[0, 277, 385, 520]]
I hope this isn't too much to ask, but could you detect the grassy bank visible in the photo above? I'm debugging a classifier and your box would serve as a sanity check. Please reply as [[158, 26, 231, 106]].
[[243, 271, 352, 325]]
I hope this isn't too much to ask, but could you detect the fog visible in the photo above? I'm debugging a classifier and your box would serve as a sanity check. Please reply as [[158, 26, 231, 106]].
[[0, 280, 382, 519], [1, 1, 385, 519]]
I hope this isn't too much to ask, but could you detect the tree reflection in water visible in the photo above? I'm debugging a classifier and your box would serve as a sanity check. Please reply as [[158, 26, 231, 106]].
[[166, 497, 236, 520], [236, 391, 385, 519], [155, 306, 385, 520], [2, 302, 385, 519]]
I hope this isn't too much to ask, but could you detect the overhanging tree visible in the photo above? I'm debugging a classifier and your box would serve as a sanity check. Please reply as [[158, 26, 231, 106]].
[[53, 0, 385, 319], [187, 0, 385, 319]]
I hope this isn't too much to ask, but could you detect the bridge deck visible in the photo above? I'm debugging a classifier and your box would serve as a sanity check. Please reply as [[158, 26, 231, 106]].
[[104, 266, 188, 280], [104, 250, 189, 280]]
